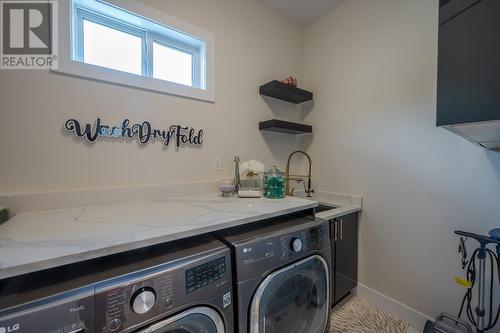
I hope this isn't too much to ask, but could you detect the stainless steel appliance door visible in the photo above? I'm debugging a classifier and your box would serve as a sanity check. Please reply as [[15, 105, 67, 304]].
[[249, 255, 329, 333], [135, 307, 225, 333]]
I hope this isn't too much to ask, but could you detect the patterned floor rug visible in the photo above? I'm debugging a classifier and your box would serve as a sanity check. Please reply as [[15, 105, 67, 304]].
[[330, 295, 410, 333]]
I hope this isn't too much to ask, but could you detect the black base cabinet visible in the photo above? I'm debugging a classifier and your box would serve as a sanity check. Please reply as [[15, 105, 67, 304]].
[[330, 212, 359, 306]]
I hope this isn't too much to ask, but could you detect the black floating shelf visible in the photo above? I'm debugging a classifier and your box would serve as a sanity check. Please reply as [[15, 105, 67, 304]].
[[259, 80, 313, 104], [259, 119, 312, 135]]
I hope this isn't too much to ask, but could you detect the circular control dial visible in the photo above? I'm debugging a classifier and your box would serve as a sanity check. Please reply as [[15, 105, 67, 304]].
[[109, 318, 122, 331], [131, 287, 156, 314], [291, 238, 303, 253]]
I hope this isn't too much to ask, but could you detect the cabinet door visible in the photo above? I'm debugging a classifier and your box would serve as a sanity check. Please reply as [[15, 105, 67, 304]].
[[437, 0, 500, 126], [334, 212, 359, 304], [439, 0, 481, 24]]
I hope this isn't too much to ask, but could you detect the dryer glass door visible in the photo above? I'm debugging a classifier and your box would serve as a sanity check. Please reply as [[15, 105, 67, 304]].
[[135, 307, 225, 333], [249, 255, 329, 333]]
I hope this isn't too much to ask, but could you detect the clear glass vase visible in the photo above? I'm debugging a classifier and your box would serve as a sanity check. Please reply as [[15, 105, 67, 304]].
[[263, 166, 285, 199], [240, 173, 263, 191]]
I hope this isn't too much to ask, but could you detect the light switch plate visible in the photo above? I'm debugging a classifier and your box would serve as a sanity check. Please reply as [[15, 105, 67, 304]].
[[213, 156, 222, 171]]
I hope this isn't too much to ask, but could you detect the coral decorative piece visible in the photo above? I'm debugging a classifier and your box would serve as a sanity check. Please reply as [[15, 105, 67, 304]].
[[280, 76, 298, 87]]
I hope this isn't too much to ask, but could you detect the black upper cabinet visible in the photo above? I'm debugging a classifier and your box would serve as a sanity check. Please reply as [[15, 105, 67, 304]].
[[437, 0, 500, 150], [259, 80, 313, 104], [437, 0, 500, 125], [439, 0, 481, 24]]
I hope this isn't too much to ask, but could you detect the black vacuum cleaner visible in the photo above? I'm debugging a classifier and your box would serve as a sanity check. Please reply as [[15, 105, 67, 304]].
[[424, 228, 500, 333]]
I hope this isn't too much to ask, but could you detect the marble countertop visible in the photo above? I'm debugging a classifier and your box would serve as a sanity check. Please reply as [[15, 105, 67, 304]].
[[0, 193, 317, 279]]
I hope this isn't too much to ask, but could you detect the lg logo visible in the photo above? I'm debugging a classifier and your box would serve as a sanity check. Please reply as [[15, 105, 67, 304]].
[[0, 324, 20, 333]]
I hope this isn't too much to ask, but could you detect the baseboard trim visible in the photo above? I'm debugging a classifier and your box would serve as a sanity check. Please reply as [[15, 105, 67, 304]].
[[354, 283, 432, 332]]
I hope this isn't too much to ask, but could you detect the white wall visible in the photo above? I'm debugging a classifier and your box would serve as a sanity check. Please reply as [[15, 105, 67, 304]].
[[303, 0, 500, 323], [0, 0, 304, 194]]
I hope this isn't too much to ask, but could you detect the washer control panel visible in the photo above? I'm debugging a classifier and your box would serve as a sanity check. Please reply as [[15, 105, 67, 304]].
[[94, 254, 229, 333], [95, 277, 171, 333], [0, 243, 232, 333], [130, 287, 156, 314], [185, 257, 227, 293]]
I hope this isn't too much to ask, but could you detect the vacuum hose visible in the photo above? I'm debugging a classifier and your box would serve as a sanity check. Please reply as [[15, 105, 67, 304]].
[[455, 229, 500, 332], [491, 228, 500, 282]]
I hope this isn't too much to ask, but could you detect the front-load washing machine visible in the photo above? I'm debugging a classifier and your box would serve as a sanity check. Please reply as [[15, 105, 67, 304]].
[[0, 235, 234, 333], [215, 213, 331, 333]]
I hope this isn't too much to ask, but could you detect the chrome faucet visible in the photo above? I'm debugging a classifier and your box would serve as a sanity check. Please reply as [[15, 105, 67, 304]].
[[285, 151, 314, 197]]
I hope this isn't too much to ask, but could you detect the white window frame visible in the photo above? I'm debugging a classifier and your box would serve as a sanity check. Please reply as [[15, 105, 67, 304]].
[[54, 0, 215, 102]]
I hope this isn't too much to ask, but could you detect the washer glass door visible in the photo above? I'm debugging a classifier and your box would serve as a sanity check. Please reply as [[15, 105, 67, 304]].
[[135, 307, 225, 333], [249, 255, 329, 333]]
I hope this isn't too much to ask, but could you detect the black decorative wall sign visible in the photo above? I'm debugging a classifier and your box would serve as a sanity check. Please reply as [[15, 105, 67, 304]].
[[64, 118, 203, 149]]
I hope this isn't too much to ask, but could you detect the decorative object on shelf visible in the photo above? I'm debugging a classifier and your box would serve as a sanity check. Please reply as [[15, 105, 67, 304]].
[[259, 80, 313, 104], [64, 118, 203, 150], [263, 166, 285, 199], [238, 160, 265, 198], [280, 76, 298, 87], [219, 180, 236, 197], [259, 119, 312, 135]]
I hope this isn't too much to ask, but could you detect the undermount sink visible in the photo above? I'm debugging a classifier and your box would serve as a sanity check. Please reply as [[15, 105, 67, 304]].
[[315, 204, 339, 213]]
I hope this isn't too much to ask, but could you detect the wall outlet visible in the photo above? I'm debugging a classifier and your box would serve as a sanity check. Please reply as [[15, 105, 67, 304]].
[[213, 156, 222, 171]]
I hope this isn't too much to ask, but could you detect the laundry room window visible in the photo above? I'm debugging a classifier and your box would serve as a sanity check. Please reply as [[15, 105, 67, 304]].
[[55, 0, 215, 102], [81, 19, 144, 76], [152, 41, 194, 86]]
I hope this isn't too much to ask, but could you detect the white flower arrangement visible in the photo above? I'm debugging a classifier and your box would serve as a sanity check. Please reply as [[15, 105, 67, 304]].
[[239, 160, 265, 178]]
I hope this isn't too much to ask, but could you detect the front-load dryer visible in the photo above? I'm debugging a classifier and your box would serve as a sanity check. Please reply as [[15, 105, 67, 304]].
[[215, 213, 331, 333], [0, 235, 234, 333]]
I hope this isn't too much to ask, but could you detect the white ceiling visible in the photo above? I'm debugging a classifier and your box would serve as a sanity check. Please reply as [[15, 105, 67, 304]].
[[259, 0, 348, 27]]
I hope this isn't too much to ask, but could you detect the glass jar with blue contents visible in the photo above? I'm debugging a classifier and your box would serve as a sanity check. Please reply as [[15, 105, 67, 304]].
[[263, 166, 285, 199]]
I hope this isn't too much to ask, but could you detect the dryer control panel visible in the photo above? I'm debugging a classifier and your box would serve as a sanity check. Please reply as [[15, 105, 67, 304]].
[[234, 219, 329, 281]]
